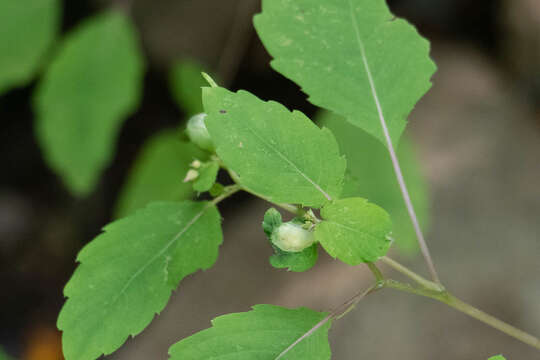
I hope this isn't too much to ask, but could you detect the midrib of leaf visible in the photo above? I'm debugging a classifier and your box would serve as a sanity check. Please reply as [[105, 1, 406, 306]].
[[324, 220, 383, 242], [346, 0, 440, 283], [245, 123, 332, 201], [111, 205, 209, 305]]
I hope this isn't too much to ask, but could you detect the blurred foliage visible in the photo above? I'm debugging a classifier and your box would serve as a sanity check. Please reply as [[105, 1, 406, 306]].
[[318, 111, 429, 254], [34, 10, 144, 196], [0, 0, 60, 95], [0, 347, 12, 360], [115, 130, 206, 218], [169, 60, 209, 115]]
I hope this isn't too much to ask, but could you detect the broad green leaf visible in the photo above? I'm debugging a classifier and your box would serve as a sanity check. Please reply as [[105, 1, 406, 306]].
[[169, 60, 210, 115], [169, 304, 331, 359], [203, 86, 346, 208], [315, 197, 392, 264], [254, 0, 436, 145], [270, 244, 318, 272], [488, 356, 506, 360], [193, 161, 220, 193], [115, 129, 206, 218], [0, 0, 60, 95], [58, 201, 223, 360], [34, 10, 144, 196], [318, 111, 429, 254]]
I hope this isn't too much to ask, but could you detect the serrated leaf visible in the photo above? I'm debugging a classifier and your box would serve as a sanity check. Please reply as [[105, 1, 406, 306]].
[[488, 356, 506, 360], [0, 0, 60, 95], [169, 60, 210, 114], [270, 243, 318, 272], [169, 304, 332, 359], [58, 201, 222, 360], [318, 111, 429, 254], [203, 86, 346, 208], [315, 197, 392, 264], [254, 0, 436, 145], [34, 10, 144, 196], [193, 161, 220, 193], [115, 129, 206, 218]]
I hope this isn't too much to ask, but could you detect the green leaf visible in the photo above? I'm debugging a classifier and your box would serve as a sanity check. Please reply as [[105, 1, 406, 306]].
[[203, 86, 346, 208], [193, 161, 220, 193], [254, 0, 436, 145], [318, 111, 429, 254], [270, 244, 318, 272], [115, 129, 206, 218], [315, 197, 392, 264], [169, 60, 210, 115], [34, 10, 145, 196], [0, 0, 60, 95], [488, 356, 506, 360], [58, 201, 223, 360], [169, 304, 332, 359]]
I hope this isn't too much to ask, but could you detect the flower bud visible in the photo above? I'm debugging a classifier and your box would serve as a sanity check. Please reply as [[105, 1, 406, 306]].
[[272, 222, 316, 253], [186, 113, 215, 152]]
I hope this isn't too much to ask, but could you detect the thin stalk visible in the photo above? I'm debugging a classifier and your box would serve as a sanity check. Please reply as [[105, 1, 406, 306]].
[[211, 184, 241, 205], [444, 294, 540, 350], [347, 0, 440, 284], [380, 256, 443, 292], [366, 262, 384, 282], [275, 283, 382, 360]]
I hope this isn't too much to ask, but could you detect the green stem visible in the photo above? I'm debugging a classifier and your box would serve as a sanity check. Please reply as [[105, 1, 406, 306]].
[[380, 256, 444, 292], [211, 184, 241, 205], [443, 294, 540, 350], [384, 280, 540, 350], [366, 262, 384, 282]]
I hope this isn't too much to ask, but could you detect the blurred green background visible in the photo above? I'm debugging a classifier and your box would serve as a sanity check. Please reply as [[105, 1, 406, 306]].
[[1, 0, 539, 359]]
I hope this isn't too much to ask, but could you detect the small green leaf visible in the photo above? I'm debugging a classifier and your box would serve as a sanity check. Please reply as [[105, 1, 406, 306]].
[[270, 244, 318, 272], [254, 0, 436, 146], [58, 201, 223, 360], [488, 356, 506, 360], [34, 10, 144, 196], [318, 111, 429, 254], [169, 60, 210, 114], [315, 197, 392, 264], [0, 0, 60, 95], [115, 129, 206, 218], [263, 207, 283, 237], [203, 86, 346, 208], [169, 304, 332, 359], [193, 161, 220, 193]]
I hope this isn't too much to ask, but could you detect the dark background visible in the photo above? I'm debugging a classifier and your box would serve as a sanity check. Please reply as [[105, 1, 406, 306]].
[[1, 0, 539, 359]]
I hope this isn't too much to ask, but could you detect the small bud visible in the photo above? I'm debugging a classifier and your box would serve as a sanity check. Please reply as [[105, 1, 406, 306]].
[[186, 113, 215, 152], [272, 222, 316, 253], [183, 169, 199, 183], [190, 159, 202, 169]]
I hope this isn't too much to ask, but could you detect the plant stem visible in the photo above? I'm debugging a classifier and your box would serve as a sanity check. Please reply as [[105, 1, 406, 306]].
[[211, 184, 241, 205], [366, 262, 384, 282], [348, 0, 439, 284], [380, 256, 443, 291], [384, 280, 540, 350], [443, 294, 540, 350], [275, 283, 382, 360]]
